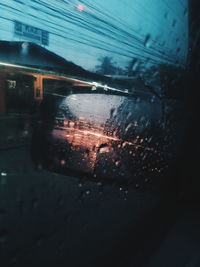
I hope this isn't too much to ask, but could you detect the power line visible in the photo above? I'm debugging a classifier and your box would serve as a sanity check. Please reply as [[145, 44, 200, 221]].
[[31, 0, 180, 62], [0, 0, 186, 66], [0, 1, 171, 61]]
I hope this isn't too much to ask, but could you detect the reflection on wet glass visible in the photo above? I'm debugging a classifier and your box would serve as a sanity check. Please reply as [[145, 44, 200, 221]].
[[0, 0, 195, 265]]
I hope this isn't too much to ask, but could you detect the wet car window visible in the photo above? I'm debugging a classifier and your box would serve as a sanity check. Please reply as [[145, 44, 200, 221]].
[[0, 1, 199, 267]]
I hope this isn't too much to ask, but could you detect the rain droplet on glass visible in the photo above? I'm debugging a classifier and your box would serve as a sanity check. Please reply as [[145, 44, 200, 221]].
[[144, 34, 151, 48]]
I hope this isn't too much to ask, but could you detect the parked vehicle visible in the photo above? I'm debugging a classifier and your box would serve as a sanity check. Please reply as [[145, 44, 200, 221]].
[[31, 83, 178, 186]]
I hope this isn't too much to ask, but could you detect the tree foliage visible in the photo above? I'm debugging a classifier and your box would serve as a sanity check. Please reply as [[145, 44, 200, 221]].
[[95, 56, 117, 75]]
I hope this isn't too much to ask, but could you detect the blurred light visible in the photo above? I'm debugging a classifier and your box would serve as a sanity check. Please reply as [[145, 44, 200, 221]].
[[91, 82, 98, 91], [91, 85, 97, 91], [103, 85, 108, 91], [69, 95, 77, 100], [79, 117, 85, 120], [92, 82, 98, 87], [77, 4, 85, 12]]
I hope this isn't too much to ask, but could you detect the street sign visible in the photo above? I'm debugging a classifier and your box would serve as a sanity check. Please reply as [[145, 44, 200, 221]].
[[14, 21, 49, 46]]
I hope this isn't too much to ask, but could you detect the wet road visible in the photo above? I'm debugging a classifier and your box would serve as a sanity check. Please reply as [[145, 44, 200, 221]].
[[0, 145, 162, 267]]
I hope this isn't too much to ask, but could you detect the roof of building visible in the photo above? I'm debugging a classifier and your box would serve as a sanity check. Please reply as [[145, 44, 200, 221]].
[[0, 41, 109, 82]]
